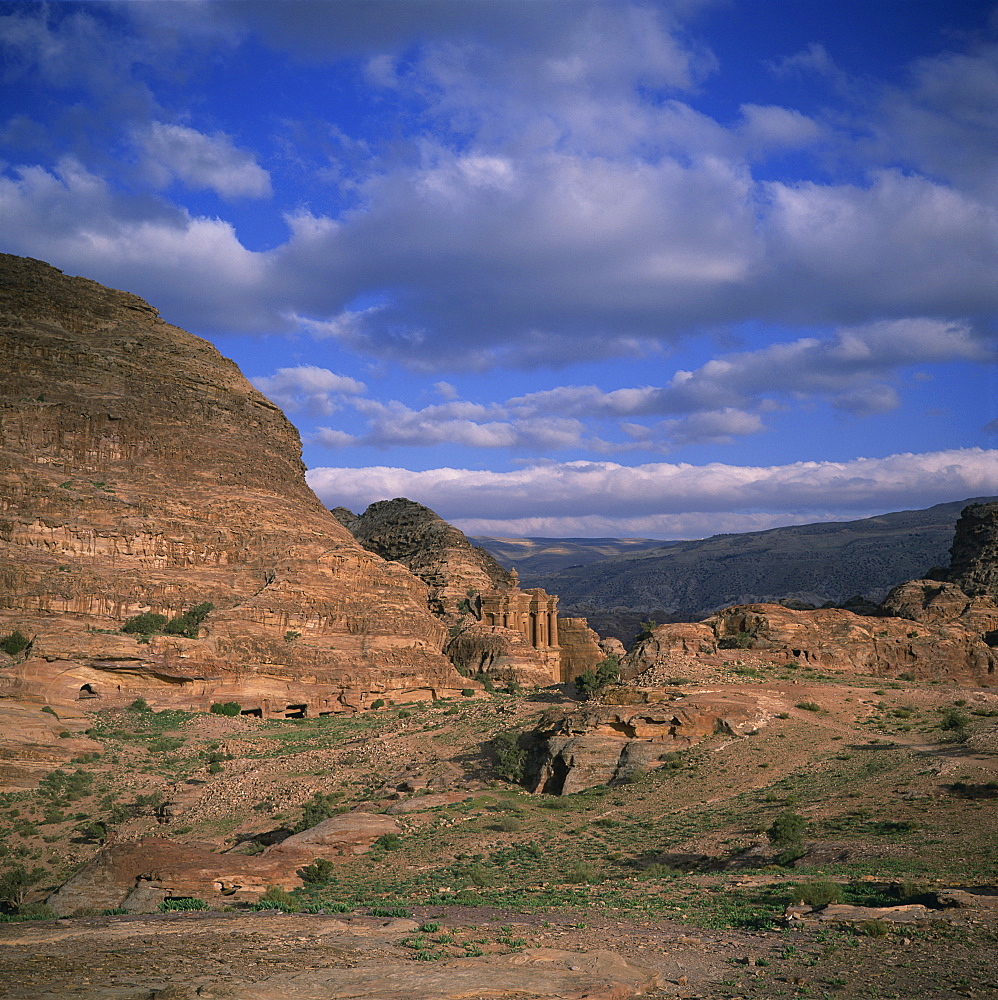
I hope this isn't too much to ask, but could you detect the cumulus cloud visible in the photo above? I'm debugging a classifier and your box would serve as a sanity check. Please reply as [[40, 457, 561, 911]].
[[264, 316, 993, 456], [2, 5, 997, 373], [307, 448, 998, 537], [136, 123, 272, 199], [251, 365, 366, 415]]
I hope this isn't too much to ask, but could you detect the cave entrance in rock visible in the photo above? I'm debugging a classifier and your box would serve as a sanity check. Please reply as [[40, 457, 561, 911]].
[[240, 707, 262, 718], [284, 704, 307, 719], [541, 756, 569, 796], [78, 683, 98, 699]]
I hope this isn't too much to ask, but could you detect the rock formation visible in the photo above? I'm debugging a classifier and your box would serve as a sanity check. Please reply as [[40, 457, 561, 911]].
[[527, 691, 768, 794], [623, 602, 996, 685], [46, 812, 400, 914], [941, 501, 998, 599], [0, 254, 464, 717], [339, 497, 601, 685], [335, 498, 514, 619]]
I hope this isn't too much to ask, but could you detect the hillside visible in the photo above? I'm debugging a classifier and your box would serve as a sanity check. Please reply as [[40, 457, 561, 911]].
[[474, 499, 998, 640], [469, 536, 669, 577]]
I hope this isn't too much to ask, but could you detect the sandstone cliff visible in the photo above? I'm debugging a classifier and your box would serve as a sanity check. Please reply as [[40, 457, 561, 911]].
[[0, 254, 462, 718]]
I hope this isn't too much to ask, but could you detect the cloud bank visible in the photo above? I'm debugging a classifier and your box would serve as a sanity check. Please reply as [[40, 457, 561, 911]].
[[307, 448, 998, 537]]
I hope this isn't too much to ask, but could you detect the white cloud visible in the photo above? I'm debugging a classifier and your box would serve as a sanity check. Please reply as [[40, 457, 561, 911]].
[[251, 365, 366, 415], [136, 123, 272, 199], [306, 448, 998, 537]]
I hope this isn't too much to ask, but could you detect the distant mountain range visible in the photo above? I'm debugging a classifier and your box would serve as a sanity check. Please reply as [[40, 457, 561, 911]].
[[474, 497, 997, 642]]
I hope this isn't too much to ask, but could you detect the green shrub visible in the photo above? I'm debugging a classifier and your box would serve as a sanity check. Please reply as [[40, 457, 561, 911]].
[[564, 861, 597, 884], [461, 689, 475, 697], [253, 886, 299, 912], [370, 699, 385, 710], [128, 697, 151, 712], [0, 631, 29, 656], [857, 919, 889, 937], [158, 897, 209, 912], [297, 792, 345, 832], [718, 632, 753, 649], [40, 706, 58, 719], [788, 881, 844, 907], [296, 857, 336, 884], [574, 655, 620, 700], [491, 730, 527, 783], [16, 902, 57, 920], [0, 865, 45, 907], [767, 810, 807, 847], [796, 701, 822, 713], [374, 833, 403, 851], [209, 702, 241, 717], [207, 761, 223, 775], [121, 613, 167, 636], [161, 602, 214, 639]]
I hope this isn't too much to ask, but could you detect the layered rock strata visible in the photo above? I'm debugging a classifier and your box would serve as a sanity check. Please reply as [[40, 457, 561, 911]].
[[941, 501, 998, 599], [0, 255, 461, 715]]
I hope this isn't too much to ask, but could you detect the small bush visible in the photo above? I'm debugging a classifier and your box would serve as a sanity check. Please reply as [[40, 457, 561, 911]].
[[564, 861, 597, 884], [161, 602, 214, 639], [718, 632, 753, 649], [253, 886, 299, 912], [767, 810, 807, 847], [158, 897, 209, 912], [491, 730, 527, 783], [788, 881, 844, 907], [461, 689, 475, 697], [857, 919, 889, 937], [40, 706, 58, 719], [209, 702, 241, 717], [296, 857, 335, 884], [128, 697, 151, 712], [370, 699, 385, 710], [122, 613, 167, 637], [207, 761, 223, 775], [0, 631, 29, 656], [796, 701, 821, 713], [374, 833, 403, 851], [16, 902, 58, 920], [574, 655, 620, 701]]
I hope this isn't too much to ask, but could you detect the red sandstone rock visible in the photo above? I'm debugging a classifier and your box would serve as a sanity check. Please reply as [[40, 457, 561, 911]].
[[0, 255, 465, 719]]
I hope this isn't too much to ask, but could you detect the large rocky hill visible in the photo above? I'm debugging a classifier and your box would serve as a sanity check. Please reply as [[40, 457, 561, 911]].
[[479, 499, 997, 640], [0, 254, 461, 736]]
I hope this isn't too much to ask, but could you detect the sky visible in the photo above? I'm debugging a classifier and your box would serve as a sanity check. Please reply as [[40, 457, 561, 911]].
[[1, 0, 997, 539]]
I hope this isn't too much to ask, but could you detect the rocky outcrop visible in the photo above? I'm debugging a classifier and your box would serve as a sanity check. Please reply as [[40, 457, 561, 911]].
[[46, 812, 399, 914], [340, 498, 515, 620], [528, 691, 767, 794], [943, 501, 998, 599], [0, 254, 463, 716], [555, 617, 607, 682], [623, 603, 997, 684]]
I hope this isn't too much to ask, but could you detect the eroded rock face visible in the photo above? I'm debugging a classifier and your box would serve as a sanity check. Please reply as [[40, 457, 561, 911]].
[[0, 255, 461, 715], [946, 501, 998, 599], [623, 603, 996, 684], [529, 692, 767, 794]]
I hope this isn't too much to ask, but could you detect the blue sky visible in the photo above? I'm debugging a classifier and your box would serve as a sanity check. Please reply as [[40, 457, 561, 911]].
[[2, 1, 997, 538]]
